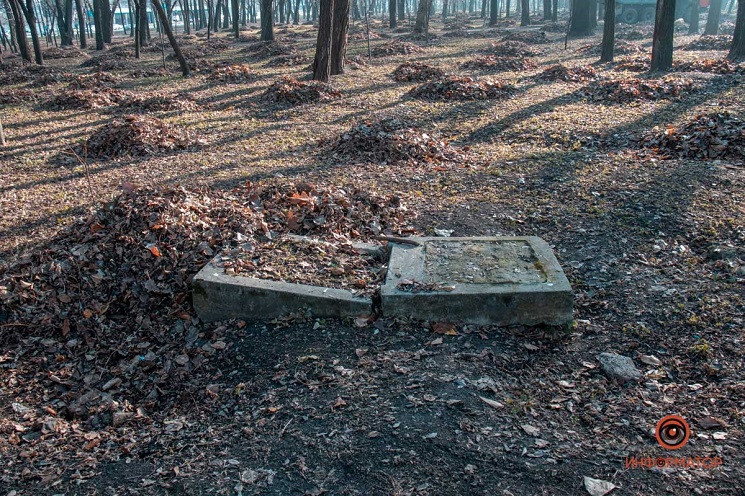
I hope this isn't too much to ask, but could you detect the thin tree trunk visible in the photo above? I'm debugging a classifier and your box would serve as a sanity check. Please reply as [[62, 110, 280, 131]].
[[313, 0, 333, 81], [7, 0, 31, 61], [232, 0, 239, 35], [688, 0, 698, 33], [151, 0, 190, 74], [389, 0, 396, 26], [92, 0, 104, 48], [650, 0, 675, 71], [330, 0, 348, 74], [727, 0, 744, 60], [260, 0, 273, 39], [551, 0, 556, 21], [520, 0, 529, 24], [600, 0, 615, 61], [489, 0, 496, 23], [19, 0, 44, 63]]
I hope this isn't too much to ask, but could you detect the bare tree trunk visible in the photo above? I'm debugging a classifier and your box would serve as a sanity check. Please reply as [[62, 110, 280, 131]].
[[330, 0, 348, 74], [313, 0, 333, 81], [0, 118, 5, 146], [727, 0, 745, 60], [489, 0, 496, 23], [542, 0, 550, 19], [551, 0, 556, 20], [389, 0, 396, 26], [569, 0, 593, 35], [55, 0, 74, 45], [688, 0, 698, 34], [260, 0, 273, 39], [7, 0, 31, 61], [151, 0, 190, 74], [232, 0, 239, 35], [93, 0, 104, 48], [650, 0, 675, 71], [74, 0, 87, 47], [413, 0, 430, 32], [704, 0, 721, 34], [600, 0, 615, 61], [520, 0, 529, 24], [19, 0, 44, 63]]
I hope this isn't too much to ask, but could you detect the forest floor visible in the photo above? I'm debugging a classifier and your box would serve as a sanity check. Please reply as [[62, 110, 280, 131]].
[[1, 13, 744, 496]]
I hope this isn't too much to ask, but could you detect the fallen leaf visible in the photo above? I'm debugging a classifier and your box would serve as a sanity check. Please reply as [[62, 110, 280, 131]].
[[583, 476, 616, 496]]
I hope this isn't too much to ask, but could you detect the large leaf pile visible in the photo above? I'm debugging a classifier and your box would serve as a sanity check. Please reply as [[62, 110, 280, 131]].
[[263, 76, 341, 105], [583, 77, 695, 103], [370, 41, 424, 57], [643, 111, 745, 161], [47, 89, 128, 109], [683, 35, 733, 51], [116, 92, 199, 112], [77, 115, 200, 158], [484, 40, 543, 57], [461, 55, 536, 72], [537, 64, 599, 82], [408, 75, 516, 101], [0, 184, 413, 416], [501, 30, 549, 44], [328, 117, 471, 165], [392, 61, 447, 82]]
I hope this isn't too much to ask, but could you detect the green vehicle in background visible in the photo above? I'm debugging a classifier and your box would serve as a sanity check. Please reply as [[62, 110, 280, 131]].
[[615, 0, 710, 23]]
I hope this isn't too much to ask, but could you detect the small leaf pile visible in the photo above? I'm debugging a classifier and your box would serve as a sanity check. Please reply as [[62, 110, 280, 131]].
[[461, 55, 536, 72], [43, 46, 89, 59], [263, 76, 341, 105], [266, 53, 311, 67], [80, 52, 137, 71], [208, 64, 256, 83], [616, 25, 654, 40], [328, 117, 470, 166], [68, 72, 122, 89], [484, 40, 543, 57], [614, 56, 651, 72], [643, 111, 745, 161], [117, 92, 199, 112], [240, 40, 296, 58], [540, 22, 568, 33], [583, 77, 695, 103], [501, 30, 549, 44], [172, 38, 232, 59], [392, 62, 447, 82], [683, 35, 733, 51], [0, 88, 38, 104], [537, 64, 599, 82], [79, 115, 200, 158], [673, 59, 742, 74], [47, 88, 127, 109], [370, 41, 424, 57], [408, 75, 516, 101], [578, 40, 644, 56]]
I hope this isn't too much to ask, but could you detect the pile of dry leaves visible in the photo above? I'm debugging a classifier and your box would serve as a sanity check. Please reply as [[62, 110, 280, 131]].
[[43, 46, 89, 59], [222, 237, 384, 296], [461, 55, 536, 71], [116, 92, 199, 112], [0, 88, 38, 104], [370, 41, 424, 57], [578, 40, 644, 56], [392, 62, 447, 82], [47, 88, 127, 110], [483, 40, 543, 57], [174, 38, 232, 59], [408, 76, 515, 101], [673, 59, 742, 74], [208, 64, 256, 83], [263, 76, 341, 105], [328, 117, 470, 166], [76, 115, 200, 158], [537, 64, 599, 82], [643, 111, 745, 161], [80, 52, 137, 71], [266, 53, 311, 67], [240, 40, 295, 58], [540, 22, 568, 33], [67, 72, 122, 89], [616, 24, 654, 40], [583, 77, 696, 103], [501, 30, 549, 44], [683, 35, 733, 51], [442, 28, 471, 38], [614, 56, 651, 72]]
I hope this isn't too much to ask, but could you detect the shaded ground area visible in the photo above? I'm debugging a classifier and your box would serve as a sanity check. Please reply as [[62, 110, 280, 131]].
[[1, 13, 744, 496]]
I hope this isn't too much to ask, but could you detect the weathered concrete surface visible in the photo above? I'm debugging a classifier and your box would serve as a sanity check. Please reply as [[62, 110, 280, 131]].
[[193, 256, 372, 322], [381, 236, 573, 326]]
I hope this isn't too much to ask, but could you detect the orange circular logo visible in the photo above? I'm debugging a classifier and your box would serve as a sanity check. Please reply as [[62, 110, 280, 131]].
[[655, 415, 690, 450]]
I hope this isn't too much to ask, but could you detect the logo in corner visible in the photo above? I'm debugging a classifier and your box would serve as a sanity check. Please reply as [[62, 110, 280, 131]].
[[655, 415, 690, 450]]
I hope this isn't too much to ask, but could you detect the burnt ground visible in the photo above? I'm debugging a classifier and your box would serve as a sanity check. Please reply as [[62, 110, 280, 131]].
[[1, 12, 744, 496]]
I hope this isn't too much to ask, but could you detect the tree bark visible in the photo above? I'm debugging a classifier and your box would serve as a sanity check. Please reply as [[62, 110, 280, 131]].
[[331, 0, 348, 74], [704, 0, 721, 34], [232, 0, 239, 35], [389, 0, 396, 26], [6, 0, 31, 61], [92, 0, 104, 48], [413, 0, 431, 32], [551, 0, 557, 21], [18, 0, 43, 63], [569, 0, 593, 36], [151, 0, 190, 75], [520, 0, 529, 24], [74, 0, 87, 47], [55, 0, 74, 45], [489, 0, 497, 24], [260, 0, 273, 39], [313, 0, 333, 81], [600, 0, 615, 61], [727, 0, 745, 60], [542, 0, 550, 20], [650, 0, 675, 71], [688, 0, 698, 33]]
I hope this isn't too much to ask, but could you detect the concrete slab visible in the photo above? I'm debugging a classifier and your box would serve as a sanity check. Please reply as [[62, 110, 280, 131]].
[[193, 242, 374, 322], [380, 236, 573, 326]]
